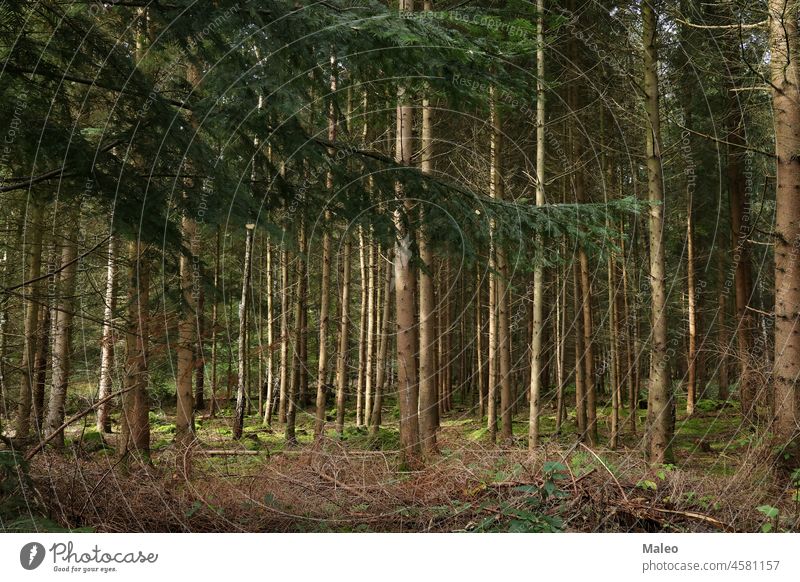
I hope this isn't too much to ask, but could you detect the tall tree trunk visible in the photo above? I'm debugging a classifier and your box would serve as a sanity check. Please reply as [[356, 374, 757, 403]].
[[394, 0, 422, 467], [769, 0, 800, 446], [686, 192, 698, 415], [97, 236, 116, 433], [528, 0, 545, 451], [621, 220, 636, 434], [419, 68, 438, 452], [364, 240, 377, 430], [356, 229, 368, 427], [233, 224, 255, 440], [286, 224, 306, 445], [370, 253, 393, 437], [335, 239, 352, 435], [314, 223, 332, 439], [717, 262, 729, 400], [210, 226, 220, 418], [195, 285, 205, 411], [475, 271, 486, 420], [32, 294, 51, 434], [120, 240, 150, 459], [278, 244, 289, 423], [573, 261, 587, 436], [176, 215, 196, 447], [15, 201, 44, 439], [642, 2, 673, 464], [44, 235, 78, 448], [263, 237, 275, 426]]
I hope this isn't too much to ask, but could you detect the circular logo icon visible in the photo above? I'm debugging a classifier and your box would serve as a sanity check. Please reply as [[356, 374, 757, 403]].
[[20, 542, 46, 570]]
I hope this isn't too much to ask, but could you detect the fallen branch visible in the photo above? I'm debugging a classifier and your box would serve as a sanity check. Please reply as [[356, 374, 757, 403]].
[[640, 506, 735, 532], [202, 449, 262, 456], [25, 387, 134, 461]]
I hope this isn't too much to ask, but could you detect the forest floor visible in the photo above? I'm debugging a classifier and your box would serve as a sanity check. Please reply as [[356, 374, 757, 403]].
[[7, 392, 800, 533]]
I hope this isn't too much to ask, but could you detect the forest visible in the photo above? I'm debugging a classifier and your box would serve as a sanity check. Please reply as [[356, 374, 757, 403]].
[[0, 0, 799, 534]]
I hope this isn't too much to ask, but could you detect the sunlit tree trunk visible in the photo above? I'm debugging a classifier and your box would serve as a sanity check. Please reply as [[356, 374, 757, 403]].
[[335, 238, 352, 435], [278, 244, 289, 423], [419, 72, 438, 452], [263, 237, 275, 426], [686, 191, 697, 415], [233, 224, 255, 440], [356, 229, 368, 427], [96, 236, 117, 433], [528, 0, 545, 450]]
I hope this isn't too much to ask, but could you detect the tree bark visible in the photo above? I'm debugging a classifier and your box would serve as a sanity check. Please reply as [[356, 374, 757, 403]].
[[370, 253, 393, 437], [97, 235, 116, 433], [44, 234, 79, 448], [642, 2, 673, 464], [119, 240, 150, 459], [286, 224, 305, 446], [769, 0, 800, 445], [529, 0, 545, 450], [335, 238, 352, 436], [233, 224, 255, 440], [15, 201, 44, 439], [176, 215, 196, 447], [419, 76, 438, 453]]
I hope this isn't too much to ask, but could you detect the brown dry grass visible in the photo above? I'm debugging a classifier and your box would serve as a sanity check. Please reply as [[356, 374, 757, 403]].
[[24, 425, 799, 533]]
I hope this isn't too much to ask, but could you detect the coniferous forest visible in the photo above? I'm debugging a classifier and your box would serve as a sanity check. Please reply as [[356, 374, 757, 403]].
[[1, 0, 800, 534]]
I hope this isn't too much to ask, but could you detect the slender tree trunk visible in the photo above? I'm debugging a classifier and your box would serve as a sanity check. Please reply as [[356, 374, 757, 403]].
[[356, 229, 368, 427], [176, 215, 197, 447], [210, 226, 220, 418], [195, 285, 205, 411], [717, 263, 730, 401], [528, 0, 545, 451], [686, 192, 698, 415], [314, 224, 332, 439], [120, 240, 150, 459], [370, 253, 393, 437], [233, 224, 255, 440], [770, 0, 800, 446], [335, 239, 352, 435], [642, 2, 673, 464], [476, 271, 486, 419], [573, 260, 587, 437], [263, 238, 275, 426], [97, 236, 116, 433], [419, 76, 438, 453], [278, 244, 289, 423], [364, 240, 377, 428], [32, 296, 51, 434], [621, 221, 636, 434], [44, 235, 78, 448], [15, 201, 44, 439], [286, 225, 305, 445]]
